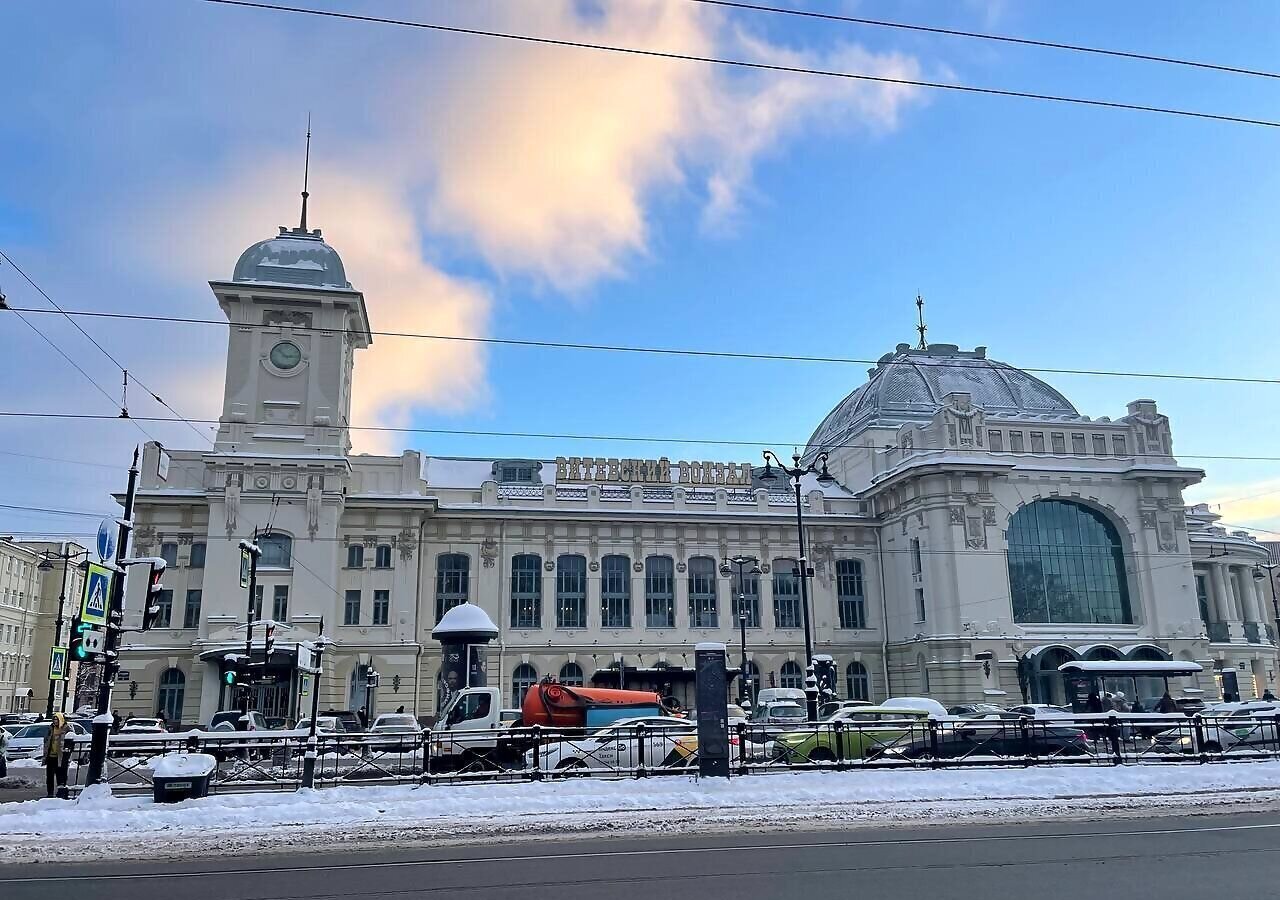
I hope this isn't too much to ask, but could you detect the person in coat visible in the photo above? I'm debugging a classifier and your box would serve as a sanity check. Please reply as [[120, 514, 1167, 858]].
[[42, 713, 73, 798], [1155, 692, 1179, 714]]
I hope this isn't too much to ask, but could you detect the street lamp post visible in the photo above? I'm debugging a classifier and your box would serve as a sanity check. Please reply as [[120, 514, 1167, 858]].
[[38, 543, 88, 717], [1254, 563, 1280, 647], [760, 449, 835, 721], [720, 555, 761, 706]]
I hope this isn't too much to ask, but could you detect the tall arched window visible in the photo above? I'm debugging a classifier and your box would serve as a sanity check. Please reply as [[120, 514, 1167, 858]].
[[730, 566, 760, 628], [156, 668, 185, 724], [556, 555, 587, 629], [512, 663, 538, 707], [645, 556, 675, 628], [779, 660, 804, 689], [510, 554, 542, 629], [1007, 499, 1132, 624], [845, 661, 869, 702], [601, 555, 631, 628], [688, 557, 718, 628], [773, 558, 802, 629], [559, 662, 584, 686], [435, 553, 470, 622], [258, 533, 292, 569], [836, 559, 865, 629]]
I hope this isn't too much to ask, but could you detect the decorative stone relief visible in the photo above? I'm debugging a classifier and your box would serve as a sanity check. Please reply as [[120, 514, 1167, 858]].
[[480, 537, 498, 568], [398, 528, 416, 560], [949, 507, 964, 525], [133, 525, 158, 555], [254, 474, 270, 490], [1157, 520, 1177, 552], [306, 475, 322, 539], [965, 516, 986, 550], [225, 473, 242, 535], [677, 561, 687, 573], [544, 560, 555, 572], [982, 507, 996, 526], [1140, 511, 1157, 529]]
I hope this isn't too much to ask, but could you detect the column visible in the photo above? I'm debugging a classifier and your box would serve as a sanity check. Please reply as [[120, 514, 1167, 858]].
[[1239, 567, 1262, 623], [1209, 564, 1235, 642]]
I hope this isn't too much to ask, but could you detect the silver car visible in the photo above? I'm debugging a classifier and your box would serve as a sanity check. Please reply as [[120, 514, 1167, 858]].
[[4, 721, 88, 762]]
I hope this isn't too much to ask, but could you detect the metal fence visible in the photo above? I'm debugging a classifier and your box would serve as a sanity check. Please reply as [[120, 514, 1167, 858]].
[[62, 711, 1280, 796]]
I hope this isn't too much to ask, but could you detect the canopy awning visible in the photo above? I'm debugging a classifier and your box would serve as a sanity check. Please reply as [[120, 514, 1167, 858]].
[[1058, 660, 1203, 676]]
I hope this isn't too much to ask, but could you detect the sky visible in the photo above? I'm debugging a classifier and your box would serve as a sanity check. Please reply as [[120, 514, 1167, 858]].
[[1, 0, 1278, 543]]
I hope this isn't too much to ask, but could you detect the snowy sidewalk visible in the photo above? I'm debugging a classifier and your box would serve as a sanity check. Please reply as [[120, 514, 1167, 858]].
[[4, 762, 1280, 863]]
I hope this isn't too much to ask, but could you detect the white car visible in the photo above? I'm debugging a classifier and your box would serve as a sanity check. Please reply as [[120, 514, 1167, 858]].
[[368, 713, 422, 747], [4, 721, 88, 761], [1006, 704, 1074, 720], [296, 716, 343, 735], [1153, 701, 1280, 754], [526, 716, 697, 772], [882, 697, 950, 718], [119, 718, 168, 734]]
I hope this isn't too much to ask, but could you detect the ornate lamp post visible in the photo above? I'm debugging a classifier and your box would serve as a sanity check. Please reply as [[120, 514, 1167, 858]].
[[37, 543, 89, 716], [720, 554, 761, 706], [759, 449, 835, 721]]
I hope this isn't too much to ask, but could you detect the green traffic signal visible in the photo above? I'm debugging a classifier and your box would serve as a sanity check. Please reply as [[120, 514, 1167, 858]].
[[223, 670, 236, 685]]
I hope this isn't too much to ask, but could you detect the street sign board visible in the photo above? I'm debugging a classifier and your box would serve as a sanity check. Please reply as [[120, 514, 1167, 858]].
[[240, 548, 251, 589], [96, 518, 117, 563], [156, 447, 170, 482], [296, 644, 314, 672], [49, 647, 68, 680], [80, 628, 106, 656], [80, 563, 113, 626]]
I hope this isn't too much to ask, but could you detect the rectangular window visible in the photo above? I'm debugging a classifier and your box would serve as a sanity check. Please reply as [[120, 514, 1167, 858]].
[[160, 542, 178, 568], [1092, 434, 1107, 456], [435, 554, 470, 622], [915, 587, 927, 623], [688, 557, 718, 628], [252, 585, 263, 622], [1030, 432, 1045, 452], [731, 567, 760, 628], [1009, 431, 1025, 452], [601, 555, 631, 628], [189, 542, 206, 569], [375, 544, 393, 569], [510, 554, 542, 629], [772, 560, 802, 629], [645, 556, 675, 628], [343, 589, 361, 625], [500, 465, 533, 483], [910, 539, 924, 577], [988, 430, 1004, 452], [346, 544, 364, 568], [183, 589, 202, 629], [272, 585, 289, 622], [156, 589, 173, 629], [836, 559, 865, 629], [1195, 574, 1210, 624], [1113, 434, 1128, 456], [1071, 433, 1087, 455], [556, 555, 588, 629], [1051, 433, 1067, 454], [372, 589, 390, 626]]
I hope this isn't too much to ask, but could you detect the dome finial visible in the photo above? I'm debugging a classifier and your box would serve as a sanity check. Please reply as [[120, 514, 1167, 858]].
[[298, 113, 311, 233], [915, 294, 928, 350]]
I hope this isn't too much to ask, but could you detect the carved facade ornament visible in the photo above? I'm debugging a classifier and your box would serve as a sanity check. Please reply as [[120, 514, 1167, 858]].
[[177, 534, 193, 546], [398, 528, 417, 560], [676, 561, 687, 573], [480, 537, 499, 568], [306, 475, 322, 540], [133, 525, 158, 555], [224, 473, 242, 535], [965, 493, 979, 507], [982, 507, 996, 526], [1173, 512, 1187, 531], [1157, 520, 1177, 552], [1140, 511, 1157, 529], [363, 535, 378, 549], [949, 507, 964, 525], [965, 516, 986, 550]]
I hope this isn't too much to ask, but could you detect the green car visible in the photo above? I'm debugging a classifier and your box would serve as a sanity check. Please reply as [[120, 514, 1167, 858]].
[[770, 706, 930, 763]]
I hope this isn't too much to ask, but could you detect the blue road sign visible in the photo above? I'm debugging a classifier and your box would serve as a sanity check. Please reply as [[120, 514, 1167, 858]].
[[49, 647, 68, 680], [97, 518, 117, 562], [81, 563, 113, 626]]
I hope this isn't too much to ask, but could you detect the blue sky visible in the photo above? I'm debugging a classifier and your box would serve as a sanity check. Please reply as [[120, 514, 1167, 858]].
[[1, 0, 1278, 539]]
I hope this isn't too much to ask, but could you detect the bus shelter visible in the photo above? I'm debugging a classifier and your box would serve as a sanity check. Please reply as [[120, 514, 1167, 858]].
[[1058, 660, 1204, 712]]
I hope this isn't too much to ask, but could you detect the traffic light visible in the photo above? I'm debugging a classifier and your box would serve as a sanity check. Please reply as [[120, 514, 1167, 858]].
[[69, 617, 105, 663], [221, 661, 238, 686], [140, 560, 166, 631], [264, 623, 276, 658], [69, 615, 88, 661]]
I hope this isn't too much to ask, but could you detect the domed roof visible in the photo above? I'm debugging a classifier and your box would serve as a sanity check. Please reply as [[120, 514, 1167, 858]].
[[232, 226, 350, 289], [805, 343, 1080, 456]]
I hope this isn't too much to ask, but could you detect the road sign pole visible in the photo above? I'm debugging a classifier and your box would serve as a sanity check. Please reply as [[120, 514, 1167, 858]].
[[85, 446, 140, 786]]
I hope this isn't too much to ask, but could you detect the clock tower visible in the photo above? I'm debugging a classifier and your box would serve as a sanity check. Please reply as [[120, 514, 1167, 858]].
[[210, 216, 372, 457]]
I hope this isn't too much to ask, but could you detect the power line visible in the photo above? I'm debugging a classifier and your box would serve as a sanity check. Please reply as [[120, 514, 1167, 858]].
[[195, 0, 1280, 129], [3, 408, 1280, 463], [0, 449, 125, 471], [8, 305, 1279, 387], [688, 0, 1280, 81]]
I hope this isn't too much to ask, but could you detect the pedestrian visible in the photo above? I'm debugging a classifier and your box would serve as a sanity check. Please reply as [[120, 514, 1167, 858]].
[[0, 724, 8, 778], [43, 713, 72, 799], [1263, 689, 1277, 702], [1111, 692, 1128, 713], [1086, 691, 1103, 714], [395, 705, 405, 714], [1155, 692, 1178, 714], [357, 707, 368, 729], [111, 711, 122, 734]]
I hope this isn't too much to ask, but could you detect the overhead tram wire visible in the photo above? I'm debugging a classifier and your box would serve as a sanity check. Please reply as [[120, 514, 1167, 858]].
[[196, 0, 1280, 130], [687, 0, 1280, 81], [7, 305, 1280, 388], [1, 409, 1280, 464]]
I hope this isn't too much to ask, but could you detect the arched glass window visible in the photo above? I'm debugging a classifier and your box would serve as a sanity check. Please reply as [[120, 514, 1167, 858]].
[[846, 661, 869, 702], [1007, 499, 1132, 625], [773, 558, 801, 629], [730, 566, 760, 628], [688, 557, 718, 628], [556, 555, 587, 629], [559, 662, 585, 686], [601, 555, 631, 628], [258, 533, 292, 569], [512, 663, 538, 707], [510, 554, 542, 629], [155, 668, 185, 724], [435, 553, 470, 622], [645, 556, 675, 628], [346, 544, 364, 568], [836, 559, 865, 629], [779, 660, 804, 689]]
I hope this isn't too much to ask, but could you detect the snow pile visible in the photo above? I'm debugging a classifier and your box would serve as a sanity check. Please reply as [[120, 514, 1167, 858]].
[[152, 753, 217, 778]]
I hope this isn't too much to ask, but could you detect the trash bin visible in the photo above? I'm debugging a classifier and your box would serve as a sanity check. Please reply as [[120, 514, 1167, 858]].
[[151, 752, 217, 803]]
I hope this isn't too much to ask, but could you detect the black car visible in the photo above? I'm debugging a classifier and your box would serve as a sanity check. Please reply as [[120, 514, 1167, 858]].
[[888, 721, 1093, 761]]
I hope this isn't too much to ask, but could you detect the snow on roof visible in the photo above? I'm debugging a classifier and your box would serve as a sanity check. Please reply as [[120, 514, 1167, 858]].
[[694, 642, 727, 652], [431, 602, 499, 639], [1058, 660, 1204, 675]]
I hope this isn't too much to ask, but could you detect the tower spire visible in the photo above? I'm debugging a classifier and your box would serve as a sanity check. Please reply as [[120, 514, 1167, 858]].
[[915, 294, 928, 350], [299, 113, 311, 233]]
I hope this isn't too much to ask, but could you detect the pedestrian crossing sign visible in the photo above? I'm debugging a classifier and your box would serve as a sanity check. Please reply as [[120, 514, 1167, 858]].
[[49, 647, 68, 680], [81, 563, 113, 626]]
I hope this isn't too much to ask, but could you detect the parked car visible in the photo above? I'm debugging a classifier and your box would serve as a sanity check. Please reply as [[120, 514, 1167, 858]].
[[770, 706, 931, 763], [885, 720, 1093, 761], [208, 710, 269, 732], [321, 710, 365, 733], [500, 708, 523, 725], [264, 716, 291, 730], [4, 721, 88, 762], [0, 713, 37, 726], [296, 716, 343, 735], [367, 713, 422, 749], [1152, 701, 1280, 754], [819, 700, 873, 720], [744, 701, 808, 742], [1006, 704, 1073, 719], [882, 697, 949, 718], [947, 703, 1010, 719], [527, 716, 698, 772], [119, 717, 167, 734]]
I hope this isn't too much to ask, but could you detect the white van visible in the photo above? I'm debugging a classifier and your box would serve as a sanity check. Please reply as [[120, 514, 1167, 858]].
[[755, 688, 806, 706]]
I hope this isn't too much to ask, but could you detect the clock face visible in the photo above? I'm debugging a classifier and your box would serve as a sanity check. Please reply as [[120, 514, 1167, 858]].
[[270, 341, 302, 370]]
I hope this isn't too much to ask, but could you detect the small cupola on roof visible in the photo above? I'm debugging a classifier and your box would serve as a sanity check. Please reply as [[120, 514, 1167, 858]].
[[804, 343, 1080, 458]]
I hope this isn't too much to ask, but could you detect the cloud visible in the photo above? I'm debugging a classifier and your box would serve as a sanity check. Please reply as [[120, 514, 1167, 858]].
[[1189, 479, 1280, 533]]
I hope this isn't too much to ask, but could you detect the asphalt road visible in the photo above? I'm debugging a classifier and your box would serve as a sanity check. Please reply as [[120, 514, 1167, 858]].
[[2, 811, 1278, 899]]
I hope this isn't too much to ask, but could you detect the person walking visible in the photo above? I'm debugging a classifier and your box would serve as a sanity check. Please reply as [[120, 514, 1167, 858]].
[[1263, 689, 1277, 702], [43, 713, 72, 799], [357, 707, 368, 729], [0, 724, 9, 778], [1155, 692, 1178, 714], [111, 711, 122, 734]]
